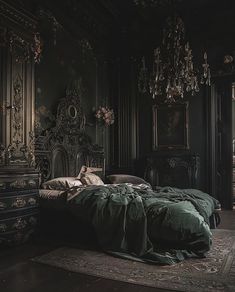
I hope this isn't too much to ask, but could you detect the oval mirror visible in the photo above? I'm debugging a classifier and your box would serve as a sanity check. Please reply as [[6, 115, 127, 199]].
[[67, 105, 77, 119]]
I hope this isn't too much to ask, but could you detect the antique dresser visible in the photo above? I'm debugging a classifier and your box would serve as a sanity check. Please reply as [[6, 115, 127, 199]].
[[0, 168, 39, 245], [144, 151, 200, 189]]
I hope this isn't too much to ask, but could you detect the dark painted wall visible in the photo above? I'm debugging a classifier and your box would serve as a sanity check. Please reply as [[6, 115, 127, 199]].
[[35, 28, 97, 136], [34, 22, 112, 166], [9, 0, 235, 196], [108, 9, 235, 194]]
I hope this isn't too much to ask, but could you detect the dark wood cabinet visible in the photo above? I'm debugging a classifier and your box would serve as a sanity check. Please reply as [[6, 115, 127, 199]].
[[0, 1, 40, 244], [144, 151, 200, 189], [0, 168, 39, 245], [233, 155, 235, 204]]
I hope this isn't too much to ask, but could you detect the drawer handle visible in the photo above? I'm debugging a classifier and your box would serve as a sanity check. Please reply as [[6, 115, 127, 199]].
[[28, 180, 37, 187], [0, 201, 7, 210], [10, 180, 27, 189], [0, 223, 7, 232], [13, 218, 27, 230], [28, 197, 37, 205], [0, 182, 6, 189], [12, 198, 27, 208]]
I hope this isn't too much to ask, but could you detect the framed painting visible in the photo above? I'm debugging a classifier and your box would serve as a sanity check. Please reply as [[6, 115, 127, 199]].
[[153, 102, 189, 150]]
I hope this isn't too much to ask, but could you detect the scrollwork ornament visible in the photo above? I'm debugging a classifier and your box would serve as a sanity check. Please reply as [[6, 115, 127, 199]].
[[10, 179, 26, 189], [28, 197, 37, 205], [0, 224, 7, 233], [13, 218, 27, 230], [168, 158, 176, 168], [27, 131, 36, 168], [12, 197, 27, 208], [8, 30, 42, 63], [27, 179, 37, 188], [0, 201, 7, 210], [0, 182, 6, 190], [32, 33, 42, 63]]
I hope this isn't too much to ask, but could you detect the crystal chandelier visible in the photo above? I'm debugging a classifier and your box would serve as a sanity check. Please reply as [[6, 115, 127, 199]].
[[138, 16, 211, 103]]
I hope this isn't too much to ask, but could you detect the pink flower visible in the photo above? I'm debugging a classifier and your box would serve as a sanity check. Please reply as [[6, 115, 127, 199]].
[[95, 106, 115, 126]]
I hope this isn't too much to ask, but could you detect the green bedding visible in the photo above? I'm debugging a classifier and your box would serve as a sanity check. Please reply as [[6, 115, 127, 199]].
[[68, 184, 220, 265]]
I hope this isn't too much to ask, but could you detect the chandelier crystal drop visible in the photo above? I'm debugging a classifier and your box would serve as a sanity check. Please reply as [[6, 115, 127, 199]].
[[139, 16, 211, 103]]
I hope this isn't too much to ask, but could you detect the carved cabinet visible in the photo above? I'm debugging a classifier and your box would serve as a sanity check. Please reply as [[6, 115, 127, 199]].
[[0, 1, 40, 244], [145, 151, 200, 189], [0, 168, 39, 245], [0, 1, 38, 166]]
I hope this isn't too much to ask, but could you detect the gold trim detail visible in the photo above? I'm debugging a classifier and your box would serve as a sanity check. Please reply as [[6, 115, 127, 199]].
[[28, 197, 37, 205], [12, 197, 27, 208], [27, 179, 37, 187], [10, 180, 27, 189]]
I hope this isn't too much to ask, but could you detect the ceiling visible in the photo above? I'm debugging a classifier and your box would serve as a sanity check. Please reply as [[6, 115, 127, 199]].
[[8, 0, 235, 64]]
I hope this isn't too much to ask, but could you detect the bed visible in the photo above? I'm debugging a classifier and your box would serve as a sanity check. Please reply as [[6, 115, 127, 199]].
[[35, 94, 221, 265]]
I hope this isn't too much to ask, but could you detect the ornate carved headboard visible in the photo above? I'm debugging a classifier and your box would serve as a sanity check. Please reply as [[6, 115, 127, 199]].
[[35, 93, 104, 182]]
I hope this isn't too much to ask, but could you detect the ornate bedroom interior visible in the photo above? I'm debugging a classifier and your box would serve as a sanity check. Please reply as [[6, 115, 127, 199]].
[[0, 0, 235, 291]]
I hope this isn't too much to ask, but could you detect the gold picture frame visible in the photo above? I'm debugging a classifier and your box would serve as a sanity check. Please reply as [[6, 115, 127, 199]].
[[153, 102, 189, 150]]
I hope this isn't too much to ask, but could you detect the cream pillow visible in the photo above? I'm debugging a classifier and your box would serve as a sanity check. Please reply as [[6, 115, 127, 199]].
[[39, 189, 66, 199], [80, 173, 104, 185], [42, 177, 82, 190], [77, 165, 103, 179]]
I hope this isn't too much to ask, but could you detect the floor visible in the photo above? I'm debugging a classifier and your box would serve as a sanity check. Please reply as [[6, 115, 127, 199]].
[[0, 210, 234, 292]]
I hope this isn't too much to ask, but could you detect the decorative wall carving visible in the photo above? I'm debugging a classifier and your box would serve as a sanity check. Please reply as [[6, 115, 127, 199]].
[[35, 93, 104, 181], [145, 152, 200, 189], [0, 1, 37, 31], [0, 3, 37, 168], [0, 0, 42, 63], [13, 74, 23, 145], [8, 31, 42, 63]]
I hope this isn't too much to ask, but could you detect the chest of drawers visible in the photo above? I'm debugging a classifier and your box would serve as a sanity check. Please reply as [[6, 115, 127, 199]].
[[0, 168, 39, 245], [145, 151, 200, 189]]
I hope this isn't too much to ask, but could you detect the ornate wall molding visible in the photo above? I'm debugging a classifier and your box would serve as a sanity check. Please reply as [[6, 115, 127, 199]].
[[0, 131, 36, 167], [0, 0, 37, 32], [35, 92, 104, 181], [12, 74, 23, 145], [0, 1, 42, 63]]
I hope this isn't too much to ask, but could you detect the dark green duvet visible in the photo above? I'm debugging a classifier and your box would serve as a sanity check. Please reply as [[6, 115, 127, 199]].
[[68, 184, 220, 265]]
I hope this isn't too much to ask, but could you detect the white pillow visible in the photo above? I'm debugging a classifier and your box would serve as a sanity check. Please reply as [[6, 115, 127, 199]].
[[41, 177, 82, 190]]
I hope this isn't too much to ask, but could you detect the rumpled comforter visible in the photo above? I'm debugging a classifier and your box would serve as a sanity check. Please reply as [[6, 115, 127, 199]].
[[68, 184, 220, 265]]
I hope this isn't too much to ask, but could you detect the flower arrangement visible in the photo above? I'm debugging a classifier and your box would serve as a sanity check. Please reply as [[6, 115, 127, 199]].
[[95, 106, 114, 126]]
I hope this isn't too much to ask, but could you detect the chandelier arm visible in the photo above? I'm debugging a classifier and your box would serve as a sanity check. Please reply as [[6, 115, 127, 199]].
[[138, 15, 211, 102]]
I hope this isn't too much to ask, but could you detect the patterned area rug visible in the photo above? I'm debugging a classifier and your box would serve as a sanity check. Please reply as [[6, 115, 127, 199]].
[[33, 229, 235, 292]]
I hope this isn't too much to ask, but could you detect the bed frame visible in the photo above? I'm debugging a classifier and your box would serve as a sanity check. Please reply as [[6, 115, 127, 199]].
[[34, 92, 105, 182]]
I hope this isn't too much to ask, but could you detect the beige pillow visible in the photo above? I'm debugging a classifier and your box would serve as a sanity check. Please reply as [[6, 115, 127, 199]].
[[80, 173, 104, 185], [42, 177, 82, 190], [77, 165, 103, 179], [39, 189, 66, 199]]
